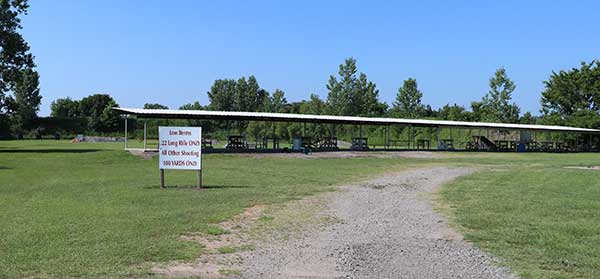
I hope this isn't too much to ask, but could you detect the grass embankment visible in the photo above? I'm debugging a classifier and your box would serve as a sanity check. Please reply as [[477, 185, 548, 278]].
[[0, 140, 422, 278], [440, 154, 600, 279]]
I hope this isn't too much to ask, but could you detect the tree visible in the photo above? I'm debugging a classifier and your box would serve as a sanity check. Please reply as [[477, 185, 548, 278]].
[[11, 68, 40, 132], [479, 68, 520, 123], [438, 103, 471, 121], [51, 97, 80, 118], [540, 60, 600, 128], [301, 94, 327, 115], [393, 78, 424, 118], [326, 57, 383, 116], [519, 111, 537, 124], [207, 76, 269, 113], [179, 101, 203, 110], [99, 99, 120, 132], [79, 94, 119, 132], [207, 79, 236, 111], [0, 0, 35, 114], [263, 89, 287, 113], [143, 103, 168, 109], [246, 76, 268, 112], [234, 77, 250, 111]]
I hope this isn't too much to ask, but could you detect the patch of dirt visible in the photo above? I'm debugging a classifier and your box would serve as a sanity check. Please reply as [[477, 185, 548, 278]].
[[151, 205, 265, 278], [564, 166, 600, 170], [127, 149, 158, 159], [150, 197, 335, 279]]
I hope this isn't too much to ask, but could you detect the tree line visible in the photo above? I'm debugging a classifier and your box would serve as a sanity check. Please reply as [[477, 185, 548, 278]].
[[10, 57, 600, 140], [1, 0, 599, 140]]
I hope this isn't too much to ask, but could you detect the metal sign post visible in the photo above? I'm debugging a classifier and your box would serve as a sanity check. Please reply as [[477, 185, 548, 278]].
[[158, 126, 203, 190]]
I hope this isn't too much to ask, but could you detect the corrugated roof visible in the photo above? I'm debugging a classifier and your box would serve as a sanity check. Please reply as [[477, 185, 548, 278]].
[[113, 107, 600, 133]]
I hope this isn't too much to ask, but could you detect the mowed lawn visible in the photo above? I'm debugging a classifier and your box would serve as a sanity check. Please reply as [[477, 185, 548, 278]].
[[0, 140, 421, 278], [1, 140, 600, 278], [440, 156, 600, 279]]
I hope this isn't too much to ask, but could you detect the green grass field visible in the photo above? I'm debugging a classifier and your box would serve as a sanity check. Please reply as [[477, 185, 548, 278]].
[[440, 158, 600, 278], [1, 140, 599, 278]]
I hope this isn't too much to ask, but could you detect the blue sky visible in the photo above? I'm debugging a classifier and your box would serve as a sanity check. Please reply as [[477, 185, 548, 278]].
[[22, 0, 600, 116]]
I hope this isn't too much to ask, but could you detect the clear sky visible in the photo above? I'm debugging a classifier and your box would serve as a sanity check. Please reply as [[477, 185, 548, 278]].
[[22, 0, 600, 116]]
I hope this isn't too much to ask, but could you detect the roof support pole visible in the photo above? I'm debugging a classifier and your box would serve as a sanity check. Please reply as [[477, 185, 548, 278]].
[[436, 127, 441, 150], [458, 128, 462, 149], [359, 125, 363, 139], [387, 125, 390, 149], [303, 122, 306, 137], [332, 123, 336, 138], [409, 125, 414, 150], [124, 114, 128, 150], [143, 120, 147, 152]]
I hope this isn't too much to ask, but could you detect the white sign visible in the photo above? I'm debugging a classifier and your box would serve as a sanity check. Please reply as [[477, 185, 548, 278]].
[[159, 126, 202, 170]]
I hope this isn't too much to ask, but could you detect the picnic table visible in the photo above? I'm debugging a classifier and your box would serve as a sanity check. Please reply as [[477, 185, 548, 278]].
[[202, 138, 213, 149], [438, 139, 454, 150], [317, 137, 338, 150], [351, 137, 369, 150], [225, 135, 248, 149]]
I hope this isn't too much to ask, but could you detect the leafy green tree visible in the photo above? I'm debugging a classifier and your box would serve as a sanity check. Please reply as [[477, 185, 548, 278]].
[[326, 57, 383, 116], [479, 68, 520, 123], [470, 101, 484, 121], [179, 101, 203, 110], [99, 99, 120, 132], [0, 0, 35, 114], [519, 112, 537, 124], [300, 94, 329, 138], [143, 103, 168, 109], [540, 60, 600, 128], [51, 97, 80, 118], [246, 76, 269, 112], [234, 77, 250, 111], [79, 94, 119, 132], [208, 76, 269, 113], [207, 79, 237, 111], [437, 103, 471, 121], [299, 94, 326, 115], [393, 78, 425, 118], [263, 89, 287, 113], [11, 68, 41, 132]]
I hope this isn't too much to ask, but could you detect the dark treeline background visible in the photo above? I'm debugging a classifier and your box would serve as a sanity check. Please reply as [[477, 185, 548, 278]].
[[37, 57, 600, 142], [1, 1, 599, 140], [2, 57, 600, 141]]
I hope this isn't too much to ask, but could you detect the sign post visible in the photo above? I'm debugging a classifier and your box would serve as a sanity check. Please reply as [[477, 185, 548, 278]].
[[158, 126, 202, 189]]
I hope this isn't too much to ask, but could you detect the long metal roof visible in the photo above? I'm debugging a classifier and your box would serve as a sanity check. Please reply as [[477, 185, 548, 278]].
[[114, 107, 600, 133]]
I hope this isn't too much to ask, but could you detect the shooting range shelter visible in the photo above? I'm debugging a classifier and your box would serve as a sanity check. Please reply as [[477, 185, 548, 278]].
[[114, 108, 600, 153]]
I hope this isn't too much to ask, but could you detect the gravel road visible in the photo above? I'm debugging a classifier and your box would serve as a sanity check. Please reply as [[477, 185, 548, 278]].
[[237, 167, 517, 279]]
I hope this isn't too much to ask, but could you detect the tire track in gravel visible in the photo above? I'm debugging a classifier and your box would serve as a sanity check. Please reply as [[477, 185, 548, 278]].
[[238, 167, 518, 279]]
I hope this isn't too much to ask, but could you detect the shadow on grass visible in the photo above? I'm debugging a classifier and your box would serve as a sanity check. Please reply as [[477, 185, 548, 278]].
[[0, 166, 10, 170], [144, 184, 251, 190], [0, 149, 101, 153]]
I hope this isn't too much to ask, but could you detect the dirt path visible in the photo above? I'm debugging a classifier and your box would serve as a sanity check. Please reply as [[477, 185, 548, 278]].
[[237, 167, 517, 279]]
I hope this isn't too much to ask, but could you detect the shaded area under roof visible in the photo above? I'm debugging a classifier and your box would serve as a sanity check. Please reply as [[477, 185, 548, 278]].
[[113, 108, 600, 133]]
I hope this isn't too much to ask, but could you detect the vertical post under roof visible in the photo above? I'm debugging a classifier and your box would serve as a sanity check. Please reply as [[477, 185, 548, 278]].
[[124, 114, 128, 149], [143, 120, 147, 152]]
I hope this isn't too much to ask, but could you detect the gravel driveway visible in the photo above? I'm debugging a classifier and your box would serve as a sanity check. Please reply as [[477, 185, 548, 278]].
[[238, 167, 517, 279]]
